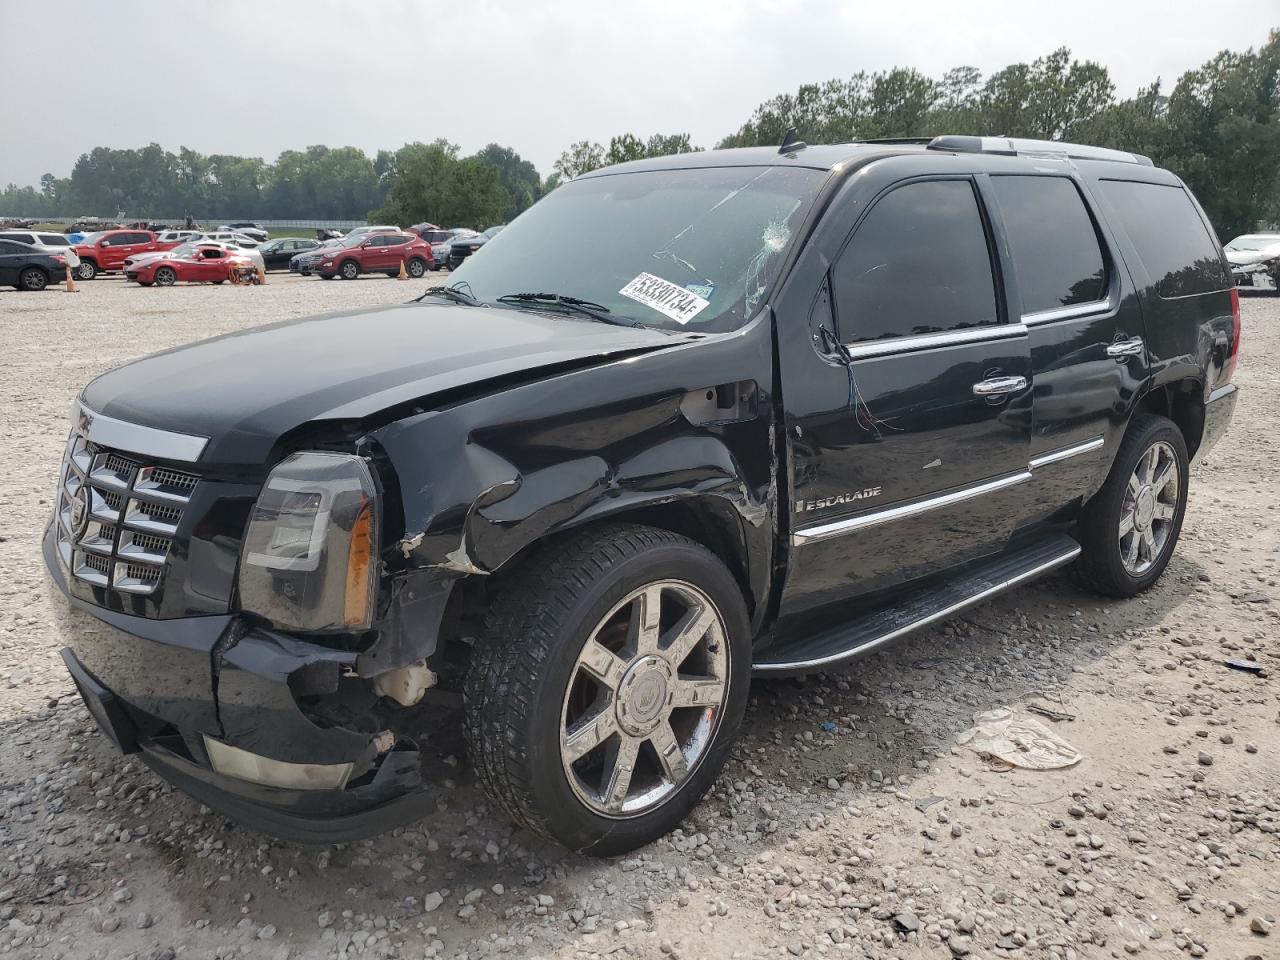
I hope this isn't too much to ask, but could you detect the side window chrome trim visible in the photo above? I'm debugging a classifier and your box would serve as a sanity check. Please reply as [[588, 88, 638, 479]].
[[793, 470, 1032, 546], [1022, 299, 1116, 325], [841, 322, 1028, 361]]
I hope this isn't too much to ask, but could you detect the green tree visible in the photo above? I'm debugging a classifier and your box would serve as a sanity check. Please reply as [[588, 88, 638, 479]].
[[553, 141, 606, 180], [1156, 32, 1280, 238], [975, 48, 1114, 139], [371, 141, 509, 228], [605, 133, 647, 166], [644, 133, 700, 157], [472, 144, 541, 221]]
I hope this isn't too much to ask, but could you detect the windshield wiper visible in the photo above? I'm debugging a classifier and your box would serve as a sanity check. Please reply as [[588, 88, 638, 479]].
[[496, 292, 645, 328], [415, 285, 483, 306]]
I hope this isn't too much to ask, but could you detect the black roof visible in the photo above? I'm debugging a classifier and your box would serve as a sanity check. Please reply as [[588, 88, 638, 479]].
[[577, 136, 1161, 180]]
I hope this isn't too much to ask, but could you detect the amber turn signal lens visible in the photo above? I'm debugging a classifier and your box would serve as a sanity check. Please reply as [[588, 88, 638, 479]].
[[343, 498, 375, 628]]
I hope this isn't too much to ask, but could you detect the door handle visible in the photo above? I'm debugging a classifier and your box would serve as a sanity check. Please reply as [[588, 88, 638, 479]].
[[1106, 337, 1144, 358], [971, 376, 1028, 397]]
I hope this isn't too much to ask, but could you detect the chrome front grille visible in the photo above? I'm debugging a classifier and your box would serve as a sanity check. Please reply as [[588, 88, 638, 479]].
[[54, 429, 199, 596]]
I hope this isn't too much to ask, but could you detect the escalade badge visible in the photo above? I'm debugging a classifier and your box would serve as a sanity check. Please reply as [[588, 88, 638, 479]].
[[71, 486, 90, 539], [794, 487, 882, 512]]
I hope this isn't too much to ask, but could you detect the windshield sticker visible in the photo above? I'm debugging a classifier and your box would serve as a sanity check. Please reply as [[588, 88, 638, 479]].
[[685, 282, 715, 299], [620, 273, 711, 324]]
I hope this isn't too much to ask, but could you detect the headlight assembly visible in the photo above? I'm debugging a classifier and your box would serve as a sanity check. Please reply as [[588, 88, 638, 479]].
[[238, 452, 379, 632]]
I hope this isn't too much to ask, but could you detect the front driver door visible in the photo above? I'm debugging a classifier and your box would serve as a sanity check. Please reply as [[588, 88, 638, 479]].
[[191, 248, 227, 281], [780, 175, 1033, 615]]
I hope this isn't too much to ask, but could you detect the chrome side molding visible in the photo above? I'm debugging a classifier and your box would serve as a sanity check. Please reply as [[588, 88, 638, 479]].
[[792, 470, 1031, 546], [1029, 436, 1105, 470], [72, 399, 209, 462]]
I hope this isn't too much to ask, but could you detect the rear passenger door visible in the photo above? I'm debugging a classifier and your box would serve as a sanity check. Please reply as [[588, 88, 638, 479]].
[[380, 234, 411, 270], [983, 172, 1147, 521], [780, 175, 1034, 614]]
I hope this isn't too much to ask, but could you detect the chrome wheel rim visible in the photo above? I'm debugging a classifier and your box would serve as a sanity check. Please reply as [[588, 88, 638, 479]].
[[409, 260, 425, 277], [22, 271, 45, 290], [560, 579, 729, 819], [76, 263, 92, 279], [342, 262, 357, 279], [1119, 440, 1179, 576], [156, 268, 175, 286]]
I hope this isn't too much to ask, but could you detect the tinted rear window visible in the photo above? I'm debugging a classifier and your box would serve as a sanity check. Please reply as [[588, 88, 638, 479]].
[[833, 179, 999, 342], [1098, 180, 1226, 298], [991, 176, 1107, 314]]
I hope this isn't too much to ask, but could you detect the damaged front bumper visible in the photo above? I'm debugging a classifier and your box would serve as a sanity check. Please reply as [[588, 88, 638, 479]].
[[43, 526, 437, 844], [1230, 264, 1277, 291]]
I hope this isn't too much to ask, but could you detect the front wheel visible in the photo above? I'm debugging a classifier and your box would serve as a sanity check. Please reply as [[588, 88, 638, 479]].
[[154, 266, 176, 287], [1072, 413, 1189, 597], [339, 259, 359, 280], [465, 524, 750, 856]]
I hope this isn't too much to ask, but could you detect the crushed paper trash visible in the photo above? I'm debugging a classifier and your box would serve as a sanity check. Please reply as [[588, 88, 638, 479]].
[[957, 707, 1082, 770]]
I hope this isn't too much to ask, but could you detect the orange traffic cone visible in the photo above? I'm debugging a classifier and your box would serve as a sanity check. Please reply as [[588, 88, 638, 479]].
[[257, 263, 266, 285], [398, 260, 408, 280], [65, 265, 78, 293]]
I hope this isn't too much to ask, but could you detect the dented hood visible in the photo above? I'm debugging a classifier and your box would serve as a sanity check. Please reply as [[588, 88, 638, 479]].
[[81, 300, 684, 465]]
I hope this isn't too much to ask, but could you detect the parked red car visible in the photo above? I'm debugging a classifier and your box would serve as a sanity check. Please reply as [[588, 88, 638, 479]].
[[315, 232, 433, 280], [72, 229, 159, 279], [125, 245, 252, 286]]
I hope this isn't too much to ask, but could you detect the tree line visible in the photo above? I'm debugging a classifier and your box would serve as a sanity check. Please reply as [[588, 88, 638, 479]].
[[3, 31, 1277, 238], [709, 35, 1280, 239]]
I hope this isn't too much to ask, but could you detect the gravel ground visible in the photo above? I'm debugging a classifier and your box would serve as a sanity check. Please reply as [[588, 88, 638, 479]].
[[0, 275, 1276, 960]]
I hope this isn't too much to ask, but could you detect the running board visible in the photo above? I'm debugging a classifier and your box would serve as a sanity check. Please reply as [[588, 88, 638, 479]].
[[752, 534, 1081, 675]]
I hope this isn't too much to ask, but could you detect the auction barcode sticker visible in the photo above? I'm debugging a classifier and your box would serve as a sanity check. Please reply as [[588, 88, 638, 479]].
[[619, 273, 710, 324]]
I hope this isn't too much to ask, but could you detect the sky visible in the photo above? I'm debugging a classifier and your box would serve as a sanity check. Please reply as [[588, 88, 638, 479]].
[[2, 0, 1275, 188]]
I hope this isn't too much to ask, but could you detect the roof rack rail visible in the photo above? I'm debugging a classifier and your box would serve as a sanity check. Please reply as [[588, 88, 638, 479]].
[[851, 137, 935, 145], [927, 135, 1153, 166]]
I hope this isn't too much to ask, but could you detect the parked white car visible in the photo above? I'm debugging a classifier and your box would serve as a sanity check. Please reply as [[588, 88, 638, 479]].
[[0, 230, 80, 269], [1224, 233, 1280, 292]]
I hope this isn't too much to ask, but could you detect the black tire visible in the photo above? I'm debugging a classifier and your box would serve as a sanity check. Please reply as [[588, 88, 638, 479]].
[[211, 279, 225, 285], [18, 268, 49, 291], [464, 524, 751, 856], [76, 260, 97, 281], [138, 280, 154, 287], [155, 266, 176, 287], [339, 259, 359, 280], [407, 257, 427, 278], [1071, 413, 1189, 597], [321, 274, 335, 280]]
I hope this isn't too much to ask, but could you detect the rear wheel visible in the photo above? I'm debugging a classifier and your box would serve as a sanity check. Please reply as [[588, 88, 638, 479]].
[[1072, 413, 1189, 597], [155, 266, 176, 287], [465, 524, 750, 856], [407, 257, 427, 278], [339, 259, 359, 280], [76, 260, 97, 281], [18, 268, 48, 291]]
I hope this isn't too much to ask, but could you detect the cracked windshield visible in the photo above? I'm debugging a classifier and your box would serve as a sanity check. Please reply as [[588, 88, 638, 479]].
[[446, 164, 828, 332]]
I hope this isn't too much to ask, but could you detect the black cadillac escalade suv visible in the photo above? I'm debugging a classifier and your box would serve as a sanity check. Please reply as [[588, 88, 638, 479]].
[[45, 135, 1240, 854]]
